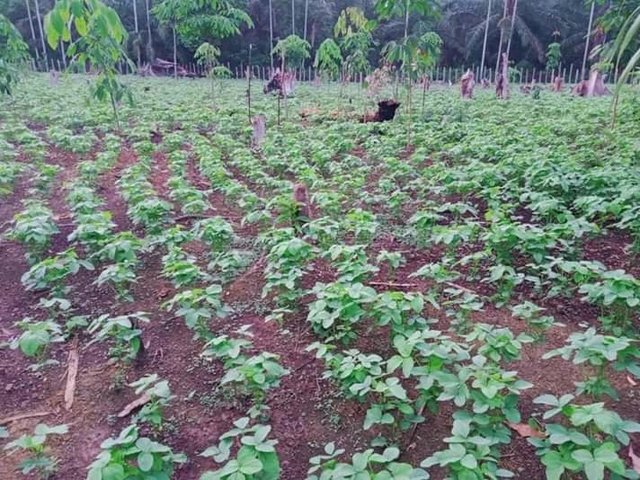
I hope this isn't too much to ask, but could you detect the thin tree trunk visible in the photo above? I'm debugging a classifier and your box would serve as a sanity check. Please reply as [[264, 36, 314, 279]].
[[310, 20, 317, 48], [248, 44, 253, 122], [133, 0, 139, 32], [495, 0, 508, 77], [581, 0, 596, 80], [172, 25, 177, 80], [33, 0, 48, 69], [480, 0, 492, 80], [404, 0, 410, 40], [269, 0, 274, 69], [145, 0, 153, 62], [59, 40, 67, 69], [133, 0, 141, 67], [303, 0, 309, 42], [505, 0, 518, 61], [24, 0, 39, 60], [292, 0, 295, 36]]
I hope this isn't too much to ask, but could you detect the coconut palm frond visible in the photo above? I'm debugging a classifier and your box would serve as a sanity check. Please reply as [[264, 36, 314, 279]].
[[513, 16, 545, 63]]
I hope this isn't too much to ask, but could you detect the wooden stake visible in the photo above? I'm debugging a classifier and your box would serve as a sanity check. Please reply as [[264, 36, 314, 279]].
[[64, 338, 80, 411]]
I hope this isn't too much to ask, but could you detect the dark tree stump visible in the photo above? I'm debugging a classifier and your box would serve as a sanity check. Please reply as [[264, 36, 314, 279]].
[[361, 100, 401, 123]]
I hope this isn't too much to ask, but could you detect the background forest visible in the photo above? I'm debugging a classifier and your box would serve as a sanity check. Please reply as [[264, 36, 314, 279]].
[[0, 0, 633, 72]]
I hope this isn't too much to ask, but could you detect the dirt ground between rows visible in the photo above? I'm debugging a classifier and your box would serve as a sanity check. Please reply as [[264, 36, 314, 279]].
[[1, 127, 640, 479]]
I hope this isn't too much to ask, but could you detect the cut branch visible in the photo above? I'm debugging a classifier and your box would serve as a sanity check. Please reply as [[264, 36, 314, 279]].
[[64, 339, 80, 411], [0, 411, 51, 425]]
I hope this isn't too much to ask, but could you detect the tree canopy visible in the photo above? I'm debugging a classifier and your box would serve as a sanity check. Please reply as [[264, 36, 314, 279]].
[[1, 0, 638, 73]]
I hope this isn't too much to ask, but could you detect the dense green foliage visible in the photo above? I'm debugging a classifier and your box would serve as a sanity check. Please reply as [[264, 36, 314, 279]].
[[2, 0, 637, 71], [0, 13, 29, 94], [1, 73, 639, 478]]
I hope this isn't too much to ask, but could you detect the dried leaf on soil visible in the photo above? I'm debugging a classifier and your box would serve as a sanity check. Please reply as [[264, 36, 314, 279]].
[[630, 445, 640, 474], [117, 393, 151, 418], [508, 422, 546, 438]]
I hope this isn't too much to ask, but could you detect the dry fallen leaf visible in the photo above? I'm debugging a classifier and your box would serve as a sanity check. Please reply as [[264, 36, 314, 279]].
[[508, 422, 546, 439], [157, 288, 171, 299], [117, 393, 151, 418], [627, 375, 638, 387], [630, 445, 640, 474]]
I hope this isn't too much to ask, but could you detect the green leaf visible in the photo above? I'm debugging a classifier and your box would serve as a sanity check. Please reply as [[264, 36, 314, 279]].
[[382, 447, 400, 462], [137, 452, 154, 472], [75, 16, 88, 36], [239, 457, 262, 475], [460, 453, 478, 469], [583, 460, 604, 480]]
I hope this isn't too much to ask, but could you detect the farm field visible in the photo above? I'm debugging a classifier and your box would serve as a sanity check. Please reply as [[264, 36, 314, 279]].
[[1, 74, 640, 480]]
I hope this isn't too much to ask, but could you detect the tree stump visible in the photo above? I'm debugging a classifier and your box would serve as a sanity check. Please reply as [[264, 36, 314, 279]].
[[496, 53, 510, 100], [460, 69, 475, 99], [251, 115, 266, 149], [361, 100, 401, 123]]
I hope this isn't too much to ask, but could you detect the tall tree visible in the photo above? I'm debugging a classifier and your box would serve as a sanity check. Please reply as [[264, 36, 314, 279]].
[[303, 0, 309, 42], [145, 0, 154, 61], [0, 14, 30, 95], [375, 0, 440, 40], [45, 0, 132, 125], [581, 0, 596, 79], [132, 0, 140, 66], [24, 0, 39, 59], [33, 0, 48, 68], [152, 0, 183, 78], [505, 0, 519, 60], [480, 0, 492, 79], [292, 0, 295, 36], [495, 0, 509, 74], [153, 0, 253, 78], [269, 0, 274, 69]]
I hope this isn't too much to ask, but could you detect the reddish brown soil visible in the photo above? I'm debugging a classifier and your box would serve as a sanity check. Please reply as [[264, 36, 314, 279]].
[[1, 134, 639, 480]]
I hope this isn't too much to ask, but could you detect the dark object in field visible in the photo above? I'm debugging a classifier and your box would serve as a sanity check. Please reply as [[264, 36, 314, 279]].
[[139, 59, 199, 78], [460, 69, 475, 99], [264, 69, 295, 97], [521, 83, 542, 99], [143, 86, 151, 92], [361, 100, 401, 123], [150, 130, 163, 144], [293, 183, 312, 233], [520, 80, 537, 95], [251, 115, 266, 149], [572, 69, 610, 97]]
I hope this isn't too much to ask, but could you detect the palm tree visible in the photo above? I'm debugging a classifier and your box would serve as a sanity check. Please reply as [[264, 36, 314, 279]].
[[33, 0, 48, 69], [440, 0, 547, 71], [608, 5, 640, 124]]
